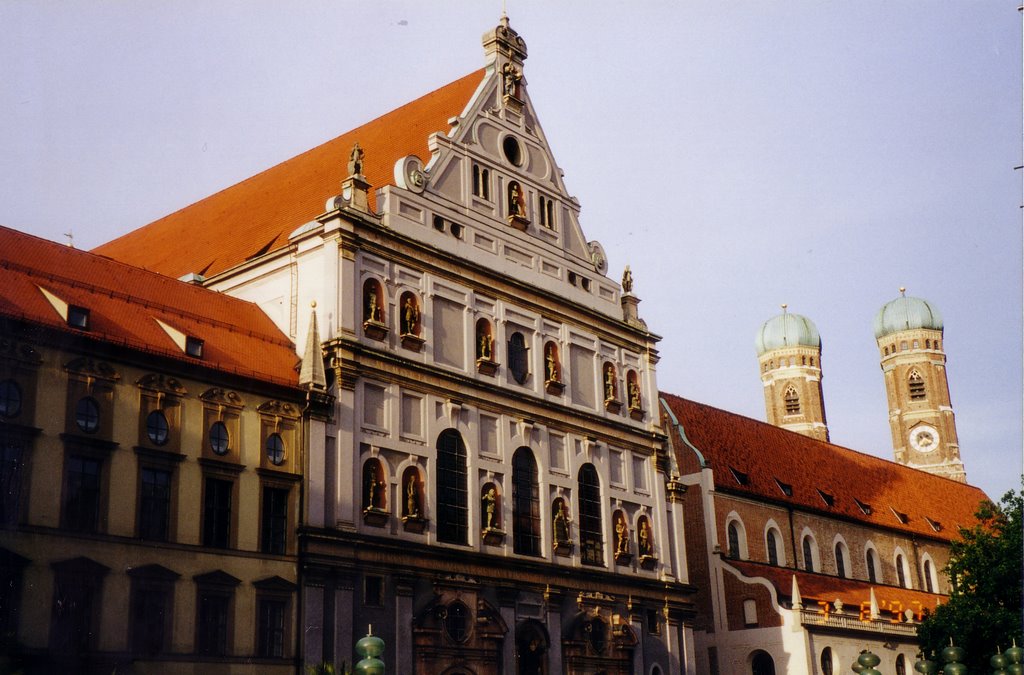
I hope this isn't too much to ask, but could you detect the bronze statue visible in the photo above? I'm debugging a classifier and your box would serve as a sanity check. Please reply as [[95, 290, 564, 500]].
[[402, 296, 418, 335], [483, 487, 497, 529], [478, 331, 493, 360], [615, 514, 629, 554], [622, 265, 633, 293], [348, 142, 364, 176], [406, 474, 419, 517]]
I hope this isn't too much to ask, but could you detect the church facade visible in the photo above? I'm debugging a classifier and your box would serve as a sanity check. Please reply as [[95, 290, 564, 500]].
[[96, 18, 698, 674]]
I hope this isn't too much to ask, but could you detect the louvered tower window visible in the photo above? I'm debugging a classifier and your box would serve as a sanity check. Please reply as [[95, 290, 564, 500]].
[[908, 370, 926, 400], [784, 387, 800, 414]]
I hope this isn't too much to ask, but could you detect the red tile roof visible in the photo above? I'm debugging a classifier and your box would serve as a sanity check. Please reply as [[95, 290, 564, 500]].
[[93, 70, 485, 279], [728, 558, 944, 616], [0, 226, 299, 387], [660, 393, 986, 542]]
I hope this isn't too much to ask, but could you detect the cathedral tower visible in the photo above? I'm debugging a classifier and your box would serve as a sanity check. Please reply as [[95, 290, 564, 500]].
[[755, 306, 829, 442], [875, 289, 965, 482]]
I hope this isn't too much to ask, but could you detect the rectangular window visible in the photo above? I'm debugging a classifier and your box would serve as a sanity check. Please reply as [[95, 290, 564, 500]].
[[362, 383, 385, 427], [49, 571, 101, 656], [130, 584, 170, 656], [0, 440, 24, 526], [196, 591, 230, 656], [364, 576, 383, 606], [257, 597, 287, 658], [632, 454, 648, 491], [260, 486, 289, 555], [202, 477, 232, 549], [138, 467, 172, 541], [63, 455, 101, 532], [400, 393, 422, 437], [609, 450, 623, 485]]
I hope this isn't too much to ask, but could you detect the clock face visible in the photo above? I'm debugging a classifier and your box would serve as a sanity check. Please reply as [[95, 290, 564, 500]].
[[909, 425, 939, 453]]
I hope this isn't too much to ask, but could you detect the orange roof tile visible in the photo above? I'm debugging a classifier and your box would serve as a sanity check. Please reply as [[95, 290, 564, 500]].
[[1, 226, 299, 387], [728, 558, 945, 615], [94, 70, 485, 279], [660, 393, 986, 541]]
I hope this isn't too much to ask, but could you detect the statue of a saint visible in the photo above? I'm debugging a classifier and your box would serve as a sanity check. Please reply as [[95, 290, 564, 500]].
[[402, 297, 418, 335], [367, 475, 380, 509], [622, 265, 633, 293], [629, 379, 641, 410], [348, 142, 364, 176], [553, 501, 569, 543], [616, 515, 629, 554], [545, 344, 558, 382], [406, 474, 419, 517], [366, 290, 380, 323], [478, 332, 493, 360], [638, 519, 652, 557], [605, 367, 617, 402], [502, 63, 520, 98], [509, 183, 523, 217], [483, 487, 497, 529]]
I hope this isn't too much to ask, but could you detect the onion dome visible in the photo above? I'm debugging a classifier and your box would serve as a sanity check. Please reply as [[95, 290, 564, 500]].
[[873, 289, 943, 339], [755, 306, 821, 356]]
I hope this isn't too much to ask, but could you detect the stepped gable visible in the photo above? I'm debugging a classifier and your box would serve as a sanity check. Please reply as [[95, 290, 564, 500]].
[[1, 226, 299, 386], [660, 392, 986, 541], [94, 70, 485, 280]]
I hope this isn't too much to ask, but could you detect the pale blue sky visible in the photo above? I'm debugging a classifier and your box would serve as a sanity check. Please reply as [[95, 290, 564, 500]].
[[2, 2, 1020, 500]]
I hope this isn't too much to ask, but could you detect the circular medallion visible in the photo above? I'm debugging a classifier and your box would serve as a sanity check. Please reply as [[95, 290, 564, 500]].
[[588, 240, 608, 275], [909, 425, 939, 453]]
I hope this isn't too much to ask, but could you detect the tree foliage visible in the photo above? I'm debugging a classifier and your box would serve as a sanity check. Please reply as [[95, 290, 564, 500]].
[[917, 486, 1023, 672]]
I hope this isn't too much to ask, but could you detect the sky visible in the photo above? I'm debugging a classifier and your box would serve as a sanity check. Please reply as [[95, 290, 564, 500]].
[[2, 2, 1020, 502]]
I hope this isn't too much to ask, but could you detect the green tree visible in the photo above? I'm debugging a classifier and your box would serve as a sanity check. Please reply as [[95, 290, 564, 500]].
[[917, 486, 1023, 672]]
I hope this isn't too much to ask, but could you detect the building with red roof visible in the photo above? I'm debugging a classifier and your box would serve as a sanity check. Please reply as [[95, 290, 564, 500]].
[[660, 392, 986, 674], [0, 225, 330, 672]]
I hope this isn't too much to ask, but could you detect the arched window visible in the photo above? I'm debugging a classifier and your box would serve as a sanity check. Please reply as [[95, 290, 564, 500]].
[[895, 654, 907, 675], [866, 547, 879, 583], [751, 650, 776, 675], [508, 332, 529, 384], [766, 529, 780, 566], [436, 430, 468, 545], [512, 447, 541, 556], [784, 387, 800, 414], [820, 647, 834, 675], [834, 541, 848, 578], [578, 464, 603, 566], [727, 522, 741, 559], [896, 553, 909, 588], [75, 396, 100, 434], [802, 535, 816, 572], [515, 620, 548, 675], [923, 558, 936, 593], [908, 370, 926, 400]]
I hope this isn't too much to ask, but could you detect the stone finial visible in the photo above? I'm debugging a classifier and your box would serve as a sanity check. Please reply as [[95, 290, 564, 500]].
[[482, 14, 528, 65], [299, 306, 327, 391]]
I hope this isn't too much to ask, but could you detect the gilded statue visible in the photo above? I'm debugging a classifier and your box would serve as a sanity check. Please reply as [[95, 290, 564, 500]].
[[605, 366, 616, 402], [638, 519, 652, 557], [483, 487, 497, 530], [629, 379, 641, 410], [545, 344, 558, 382], [402, 296, 419, 335], [406, 474, 419, 517], [553, 500, 570, 544], [478, 331, 493, 360], [615, 515, 629, 554]]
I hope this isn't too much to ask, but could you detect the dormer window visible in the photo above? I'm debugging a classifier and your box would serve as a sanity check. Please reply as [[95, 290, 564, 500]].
[[186, 337, 204, 359], [854, 498, 872, 515], [816, 489, 834, 507], [68, 305, 90, 330], [729, 467, 749, 486], [774, 478, 793, 497]]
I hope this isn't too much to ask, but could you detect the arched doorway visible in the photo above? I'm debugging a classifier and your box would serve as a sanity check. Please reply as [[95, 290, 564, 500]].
[[751, 650, 775, 675], [515, 619, 549, 675]]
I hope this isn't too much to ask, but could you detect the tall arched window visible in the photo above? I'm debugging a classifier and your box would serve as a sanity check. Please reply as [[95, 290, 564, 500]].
[[834, 541, 848, 578], [923, 559, 935, 593], [802, 535, 816, 572], [895, 654, 907, 675], [784, 387, 800, 414], [436, 430, 468, 545], [578, 464, 603, 566], [820, 647, 834, 675], [896, 553, 909, 588], [512, 447, 541, 556], [727, 522, 741, 559], [766, 529, 780, 566], [866, 547, 879, 583], [508, 332, 529, 384], [751, 650, 776, 675]]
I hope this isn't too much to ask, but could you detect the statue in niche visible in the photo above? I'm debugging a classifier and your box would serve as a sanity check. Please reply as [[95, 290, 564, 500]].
[[545, 344, 558, 382], [406, 473, 419, 517], [553, 500, 570, 544], [348, 142, 364, 176], [366, 472, 383, 510], [622, 266, 633, 293], [508, 182, 524, 217], [366, 288, 381, 323], [401, 296, 419, 335], [638, 519, 652, 557], [478, 331, 493, 360], [483, 487, 498, 529], [502, 63, 521, 98], [628, 378, 642, 410], [604, 367, 617, 402], [615, 514, 629, 554]]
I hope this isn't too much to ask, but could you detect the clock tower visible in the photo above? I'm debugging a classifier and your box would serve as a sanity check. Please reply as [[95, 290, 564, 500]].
[[874, 289, 965, 482]]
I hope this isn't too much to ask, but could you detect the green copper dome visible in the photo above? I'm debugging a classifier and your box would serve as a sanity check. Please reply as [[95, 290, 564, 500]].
[[755, 310, 821, 356], [873, 293, 943, 339]]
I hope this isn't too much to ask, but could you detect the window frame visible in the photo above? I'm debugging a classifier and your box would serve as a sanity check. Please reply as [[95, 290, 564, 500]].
[[512, 447, 541, 556], [578, 463, 604, 566], [436, 430, 469, 545]]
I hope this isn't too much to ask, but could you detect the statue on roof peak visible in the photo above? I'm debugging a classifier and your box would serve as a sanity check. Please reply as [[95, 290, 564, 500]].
[[348, 142, 364, 177]]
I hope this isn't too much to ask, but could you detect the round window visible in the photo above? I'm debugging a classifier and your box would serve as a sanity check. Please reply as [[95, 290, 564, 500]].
[[146, 410, 169, 446], [444, 602, 470, 643], [502, 136, 523, 166], [209, 421, 229, 455], [266, 433, 285, 465], [75, 397, 100, 433], [0, 379, 22, 418]]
